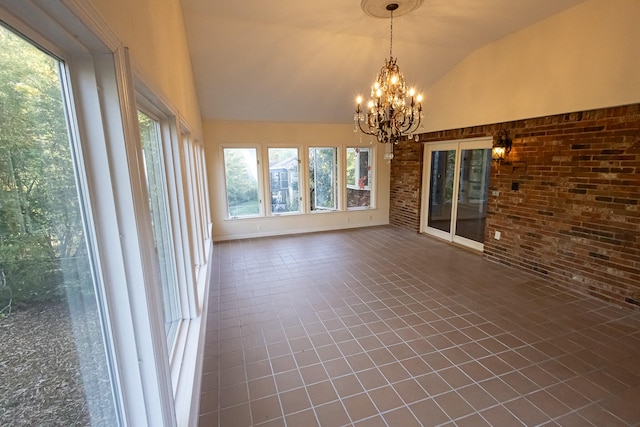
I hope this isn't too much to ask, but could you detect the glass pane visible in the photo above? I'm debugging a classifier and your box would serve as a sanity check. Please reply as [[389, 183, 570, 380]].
[[138, 111, 180, 339], [346, 147, 372, 208], [0, 26, 118, 425], [223, 148, 260, 217], [184, 137, 204, 265], [269, 148, 299, 214], [427, 150, 456, 232], [455, 149, 491, 243], [309, 147, 337, 212]]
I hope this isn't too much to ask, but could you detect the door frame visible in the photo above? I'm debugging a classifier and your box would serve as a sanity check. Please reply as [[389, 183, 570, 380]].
[[420, 137, 492, 252]]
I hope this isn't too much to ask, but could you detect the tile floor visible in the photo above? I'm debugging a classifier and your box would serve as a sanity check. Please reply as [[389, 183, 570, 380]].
[[198, 226, 640, 426]]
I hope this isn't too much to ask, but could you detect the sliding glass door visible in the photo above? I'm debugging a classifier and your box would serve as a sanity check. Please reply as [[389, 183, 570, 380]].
[[421, 138, 492, 251]]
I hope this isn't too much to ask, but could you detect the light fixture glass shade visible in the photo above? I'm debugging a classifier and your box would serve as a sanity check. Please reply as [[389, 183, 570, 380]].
[[492, 129, 512, 163], [355, 57, 423, 145], [492, 146, 506, 161]]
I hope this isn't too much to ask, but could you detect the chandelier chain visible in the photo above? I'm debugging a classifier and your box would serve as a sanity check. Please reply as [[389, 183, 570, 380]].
[[389, 9, 394, 58]]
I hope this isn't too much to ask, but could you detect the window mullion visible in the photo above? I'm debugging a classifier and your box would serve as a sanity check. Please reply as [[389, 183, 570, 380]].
[[105, 48, 176, 427]]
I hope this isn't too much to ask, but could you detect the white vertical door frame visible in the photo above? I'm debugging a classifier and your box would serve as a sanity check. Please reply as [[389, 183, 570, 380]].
[[421, 137, 492, 251]]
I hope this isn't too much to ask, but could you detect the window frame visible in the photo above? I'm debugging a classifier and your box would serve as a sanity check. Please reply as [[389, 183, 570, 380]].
[[309, 146, 339, 212], [345, 146, 375, 210], [346, 147, 372, 191], [135, 87, 208, 402], [0, 2, 212, 426], [0, 18, 124, 425], [179, 128, 208, 308], [136, 106, 182, 347]]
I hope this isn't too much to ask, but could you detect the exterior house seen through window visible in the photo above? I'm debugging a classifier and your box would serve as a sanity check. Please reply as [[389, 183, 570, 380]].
[[269, 148, 300, 214], [346, 147, 372, 209], [222, 145, 373, 218]]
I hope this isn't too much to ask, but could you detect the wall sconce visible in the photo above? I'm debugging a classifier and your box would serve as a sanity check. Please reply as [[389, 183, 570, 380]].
[[492, 129, 512, 162]]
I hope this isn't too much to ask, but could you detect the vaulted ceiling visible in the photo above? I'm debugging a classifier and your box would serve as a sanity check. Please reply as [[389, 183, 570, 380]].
[[180, 0, 586, 124]]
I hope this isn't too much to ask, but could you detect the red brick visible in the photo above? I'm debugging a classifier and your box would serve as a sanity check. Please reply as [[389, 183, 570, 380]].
[[389, 103, 640, 310]]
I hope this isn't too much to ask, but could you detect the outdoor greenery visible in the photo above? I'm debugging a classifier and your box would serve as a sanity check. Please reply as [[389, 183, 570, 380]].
[[346, 148, 356, 187], [0, 24, 119, 426], [223, 148, 260, 216], [0, 25, 91, 312], [309, 147, 336, 210]]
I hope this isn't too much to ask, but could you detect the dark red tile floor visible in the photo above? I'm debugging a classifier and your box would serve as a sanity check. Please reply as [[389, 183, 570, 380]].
[[199, 226, 640, 426]]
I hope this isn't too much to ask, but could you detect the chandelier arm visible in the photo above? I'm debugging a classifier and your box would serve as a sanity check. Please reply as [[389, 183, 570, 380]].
[[356, 119, 378, 137], [405, 114, 421, 134], [408, 111, 423, 135], [399, 111, 417, 130], [396, 108, 422, 136]]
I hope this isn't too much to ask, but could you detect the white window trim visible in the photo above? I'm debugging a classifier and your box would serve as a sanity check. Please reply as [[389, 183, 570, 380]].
[[103, 46, 177, 427], [184, 140, 205, 263], [345, 147, 375, 210], [308, 146, 340, 212], [133, 67, 211, 427], [172, 123, 210, 427], [176, 126, 201, 314], [136, 105, 182, 348]]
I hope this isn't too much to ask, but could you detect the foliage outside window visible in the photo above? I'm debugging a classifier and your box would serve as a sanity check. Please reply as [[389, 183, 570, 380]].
[[309, 147, 337, 212], [223, 148, 260, 217], [268, 148, 300, 214], [430, 150, 456, 206], [346, 147, 372, 208], [138, 111, 180, 340], [0, 25, 117, 425]]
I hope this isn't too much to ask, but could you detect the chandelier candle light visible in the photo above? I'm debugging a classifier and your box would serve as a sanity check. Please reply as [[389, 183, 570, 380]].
[[354, 2, 424, 161]]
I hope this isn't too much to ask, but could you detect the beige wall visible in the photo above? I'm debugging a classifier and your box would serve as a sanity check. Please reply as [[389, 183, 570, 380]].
[[423, 0, 640, 132], [85, 0, 640, 241], [204, 121, 390, 241], [86, 0, 203, 140], [204, 0, 640, 241]]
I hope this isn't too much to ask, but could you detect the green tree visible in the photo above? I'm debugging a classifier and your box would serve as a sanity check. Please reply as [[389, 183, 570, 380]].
[[309, 148, 335, 210], [223, 148, 259, 215], [0, 26, 87, 309]]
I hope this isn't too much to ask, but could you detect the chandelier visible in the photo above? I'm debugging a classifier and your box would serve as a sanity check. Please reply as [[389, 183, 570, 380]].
[[354, 2, 423, 161]]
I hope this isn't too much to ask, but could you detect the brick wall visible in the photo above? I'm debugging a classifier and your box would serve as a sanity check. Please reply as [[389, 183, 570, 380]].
[[390, 104, 640, 309], [347, 188, 371, 208], [389, 138, 424, 230]]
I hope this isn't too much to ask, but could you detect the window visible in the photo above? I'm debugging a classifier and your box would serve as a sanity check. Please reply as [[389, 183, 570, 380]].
[[138, 110, 180, 341], [3, 2, 215, 425], [309, 147, 338, 212], [223, 148, 260, 217], [182, 133, 210, 304], [183, 135, 204, 266], [268, 148, 300, 214], [196, 145, 211, 240], [346, 147, 373, 208], [0, 24, 118, 425]]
